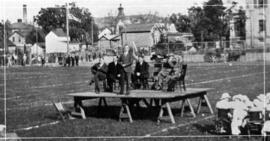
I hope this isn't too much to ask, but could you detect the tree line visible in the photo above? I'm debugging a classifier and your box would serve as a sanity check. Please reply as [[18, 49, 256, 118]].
[[169, 0, 246, 42]]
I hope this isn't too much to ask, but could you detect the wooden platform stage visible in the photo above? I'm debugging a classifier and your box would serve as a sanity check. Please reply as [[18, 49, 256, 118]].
[[67, 88, 214, 124]]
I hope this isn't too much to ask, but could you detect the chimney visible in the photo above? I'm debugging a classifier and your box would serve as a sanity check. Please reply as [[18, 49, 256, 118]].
[[23, 4, 27, 23]]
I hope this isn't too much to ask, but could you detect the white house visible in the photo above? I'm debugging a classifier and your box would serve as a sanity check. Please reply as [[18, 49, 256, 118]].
[[246, 0, 270, 48], [98, 28, 112, 39], [121, 23, 166, 48], [8, 31, 27, 47], [45, 28, 71, 54]]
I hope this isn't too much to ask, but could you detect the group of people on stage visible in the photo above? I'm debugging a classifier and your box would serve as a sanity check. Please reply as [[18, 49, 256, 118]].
[[88, 44, 185, 95], [216, 92, 270, 135]]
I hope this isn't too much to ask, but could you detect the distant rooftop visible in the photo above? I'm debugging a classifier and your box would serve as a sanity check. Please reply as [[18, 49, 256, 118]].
[[123, 23, 155, 33], [51, 28, 67, 37], [0, 40, 16, 48], [11, 20, 34, 30]]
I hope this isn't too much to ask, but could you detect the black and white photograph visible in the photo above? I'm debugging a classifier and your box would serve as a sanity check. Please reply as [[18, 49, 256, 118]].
[[0, 0, 270, 140]]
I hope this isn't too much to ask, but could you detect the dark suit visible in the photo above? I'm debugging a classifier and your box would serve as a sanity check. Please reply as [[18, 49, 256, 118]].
[[75, 55, 79, 66], [71, 56, 75, 67], [119, 53, 135, 94], [66, 56, 71, 67], [91, 62, 108, 92], [106, 61, 125, 92], [133, 61, 149, 89]]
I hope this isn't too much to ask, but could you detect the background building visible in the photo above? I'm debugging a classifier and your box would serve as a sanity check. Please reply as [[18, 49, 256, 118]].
[[246, 0, 270, 48], [121, 23, 166, 49]]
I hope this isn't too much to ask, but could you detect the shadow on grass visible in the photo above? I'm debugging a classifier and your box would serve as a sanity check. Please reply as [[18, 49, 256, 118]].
[[84, 105, 161, 121], [46, 103, 200, 123], [192, 123, 217, 135]]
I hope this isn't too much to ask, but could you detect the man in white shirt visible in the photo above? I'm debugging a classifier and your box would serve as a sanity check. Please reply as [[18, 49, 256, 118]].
[[261, 103, 270, 136], [231, 94, 248, 135], [216, 93, 232, 109], [216, 93, 232, 133], [23, 54, 27, 66]]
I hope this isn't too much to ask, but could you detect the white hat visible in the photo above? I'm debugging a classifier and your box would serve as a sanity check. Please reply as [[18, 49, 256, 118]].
[[0, 124, 6, 132], [241, 95, 250, 102], [220, 93, 231, 100], [266, 104, 270, 111], [257, 94, 266, 102], [266, 93, 270, 99], [253, 99, 263, 107], [233, 94, 242, 101]]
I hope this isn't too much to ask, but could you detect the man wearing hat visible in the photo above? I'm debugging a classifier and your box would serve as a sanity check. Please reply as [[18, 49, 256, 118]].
[[153, 54, 178, 90], [231, 94, 249, 135], [106, 56, 125, 92], [133, 54, 149, 89], [262, 104, 270, 137], [119, 45, 138, 94], [216, 93, 232, 109]]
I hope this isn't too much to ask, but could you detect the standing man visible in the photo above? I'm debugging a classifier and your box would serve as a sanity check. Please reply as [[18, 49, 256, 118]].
[[7, 55, 12, 67], [23, 54, 27, 66], [71, 54, 75, 67], [41, 56, 45, 67], [119, 45, 138, 95], [75, 54, 79, 66]]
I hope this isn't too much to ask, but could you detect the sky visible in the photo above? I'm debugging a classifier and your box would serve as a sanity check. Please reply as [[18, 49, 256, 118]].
[[0, 0, 245, 23]]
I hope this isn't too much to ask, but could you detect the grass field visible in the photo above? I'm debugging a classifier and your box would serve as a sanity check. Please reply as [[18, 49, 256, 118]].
[[0, 62, 270, 141]]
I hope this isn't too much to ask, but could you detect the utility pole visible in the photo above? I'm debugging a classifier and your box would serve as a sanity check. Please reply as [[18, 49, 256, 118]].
[[91, 16, 94, 49], [35, 17, 38, 57], [263, 5, 266, 96], [66, 3, 70, 55]]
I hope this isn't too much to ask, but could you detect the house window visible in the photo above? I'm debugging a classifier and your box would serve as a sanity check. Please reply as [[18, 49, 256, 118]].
[[259, 20, 266, 32], [254, 0, 258, 8], [258, 0, 264, 7], [256, 0, 268, 8], [12, 37, 15, 42], [18, 38, 21, 43]]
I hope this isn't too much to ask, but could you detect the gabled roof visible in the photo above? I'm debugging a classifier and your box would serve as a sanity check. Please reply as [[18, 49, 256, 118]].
[[0, 40, 16, 48], [99, 34, 120, 41], [11, 22, 34, 30], [51, 28, 67, 37], [9, 31, 27, 38], [123, 23, 155, 33]]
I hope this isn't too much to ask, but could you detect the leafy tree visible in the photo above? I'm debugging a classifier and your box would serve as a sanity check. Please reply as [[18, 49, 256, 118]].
[[177, 0, 228, 42], [25, 29, 45, 44], [203, 0, 226, 41], [188, 6, 208, 42], [35, 3, 98, 43], [36, 6, 66, 34], [169, 13, 191, 33]]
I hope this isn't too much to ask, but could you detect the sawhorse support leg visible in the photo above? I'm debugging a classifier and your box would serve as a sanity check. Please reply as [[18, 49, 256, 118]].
[[98, 98, 108, 107], [196, 94, 214, 114], [141, 99, 150, 107], [119, 99, 133, 123], [180, 98, 196, 118], [150, 99, 161, 107], [157, 101, 175, 124]]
